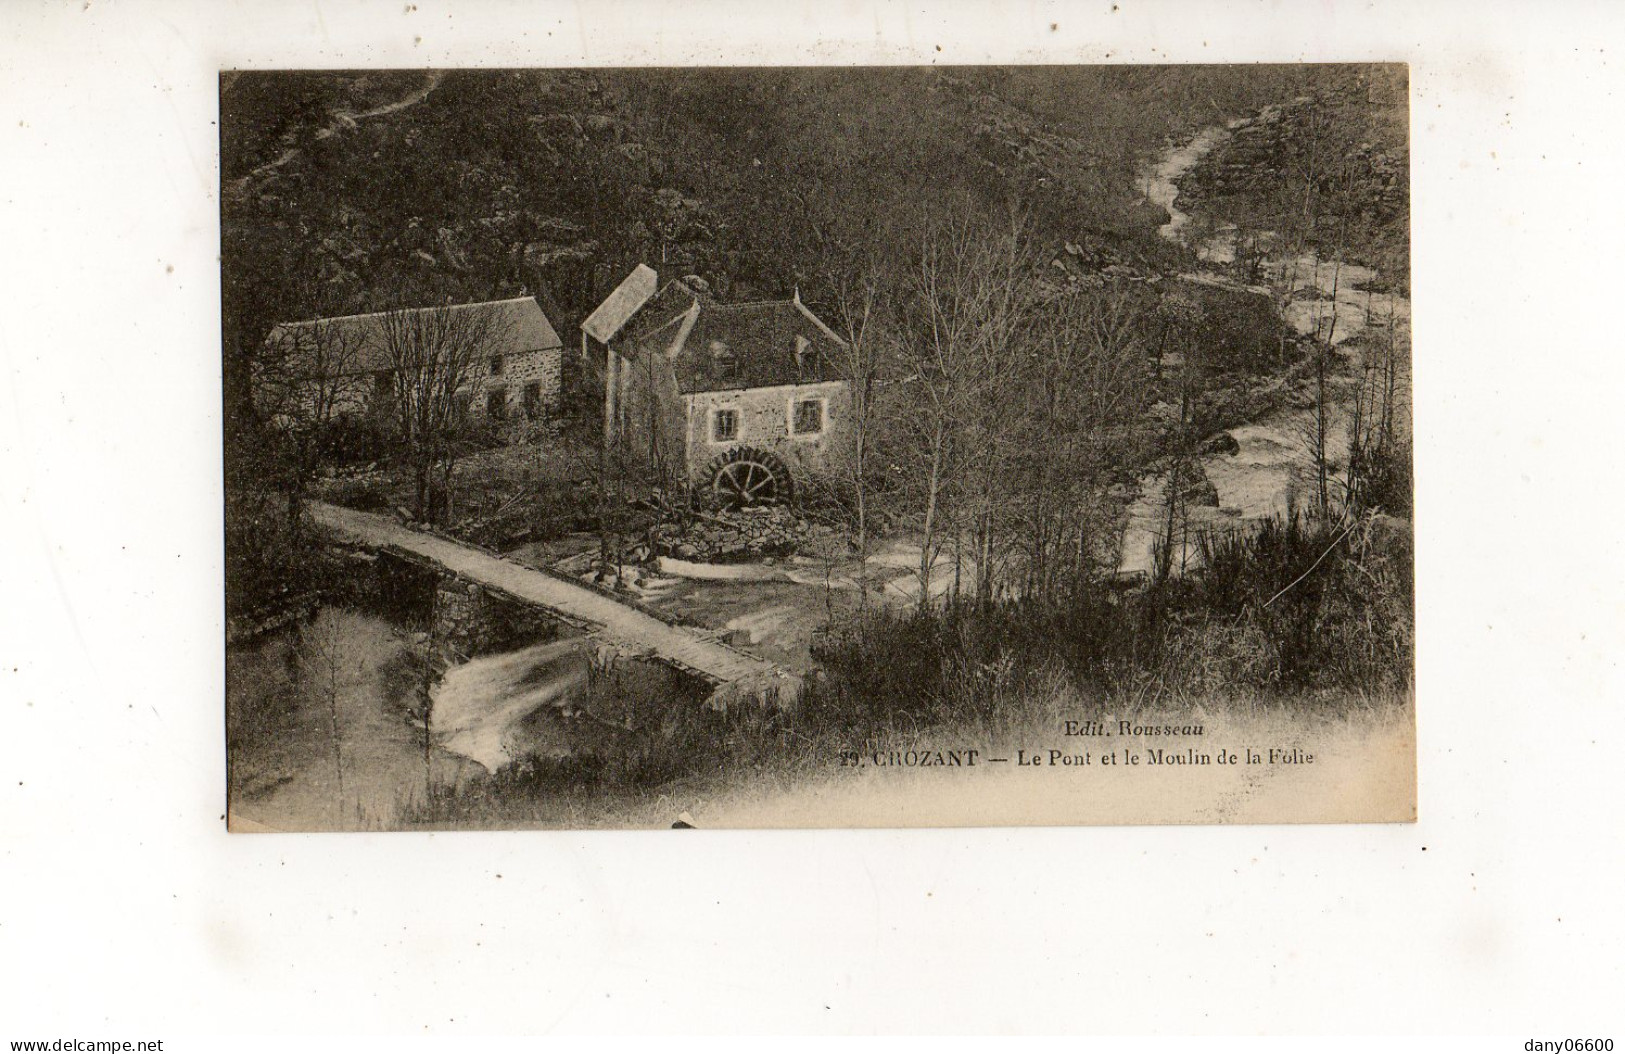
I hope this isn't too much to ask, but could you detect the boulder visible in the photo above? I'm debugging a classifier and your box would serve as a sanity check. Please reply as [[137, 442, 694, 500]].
[[1148, 400, 1180, 425], [1199, 432, 1242, 457], [1182, 476, 1221, 508]]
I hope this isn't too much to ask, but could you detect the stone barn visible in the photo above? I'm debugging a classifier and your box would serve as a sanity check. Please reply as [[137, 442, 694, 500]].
[[581, 267, 849, 505], [260, 296, 564, 429]]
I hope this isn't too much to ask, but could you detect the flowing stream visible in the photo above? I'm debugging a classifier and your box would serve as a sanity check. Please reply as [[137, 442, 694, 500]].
[[429, 637, 590, 772], [227, 609, 604, 829], [1118, 115, 1411, 576]]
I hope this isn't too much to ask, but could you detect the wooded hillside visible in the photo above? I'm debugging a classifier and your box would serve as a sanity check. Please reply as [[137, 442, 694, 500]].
[[221, 65, 1394, 418]]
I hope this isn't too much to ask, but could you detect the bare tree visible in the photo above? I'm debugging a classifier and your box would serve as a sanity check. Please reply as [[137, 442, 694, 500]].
[[957, 278, 1038, 605], [419, 621, 437, 821], [1152, 286, 1208, 586], [823, 257, 888, 602], [256, 315, 371, 533], [1343, 301, 1409, 516], [1299, 150, 1366, 521], [1301, 335, 1336, 519], [1268, 94, 1336, 374], [379, 301, 515, 523], [892, 206, 1036, 611], [1020, 281, 1154, 598], [296, 611, 361, 826], [591, 435, 665, 589]]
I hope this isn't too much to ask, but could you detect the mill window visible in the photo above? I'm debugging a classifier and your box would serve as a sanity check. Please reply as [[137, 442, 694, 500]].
[[791, 397, 824, 436], [712, 408, 739, 442]]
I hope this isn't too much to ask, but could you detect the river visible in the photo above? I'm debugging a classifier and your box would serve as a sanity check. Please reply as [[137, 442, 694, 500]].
[[226, 607, 484, 830], [1118, 112, 1412, 576]]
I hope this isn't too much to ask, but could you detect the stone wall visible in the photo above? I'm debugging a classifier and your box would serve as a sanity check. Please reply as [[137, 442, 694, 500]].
[[683, 380, 850, 487], [263, 347, 565, 430], [254, 372, 374, 427], [432, 577, 577, 657], [470, 347, 564, 422]]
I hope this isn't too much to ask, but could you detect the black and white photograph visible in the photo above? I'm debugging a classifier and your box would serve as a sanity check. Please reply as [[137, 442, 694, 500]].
[[222, 64, 1414, 831], [9, 0, 1625, 1043]]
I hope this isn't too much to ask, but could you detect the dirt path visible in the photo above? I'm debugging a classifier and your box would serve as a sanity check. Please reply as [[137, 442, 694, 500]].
[[227, 70, 446, 197], [308, 501, 786, 689]]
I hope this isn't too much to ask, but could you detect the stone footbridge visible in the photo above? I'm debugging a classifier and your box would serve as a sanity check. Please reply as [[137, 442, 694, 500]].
[[308, 501, 800, 711]]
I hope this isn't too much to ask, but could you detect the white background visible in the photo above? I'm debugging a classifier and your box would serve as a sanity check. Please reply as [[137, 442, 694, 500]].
[[2, 0, 1622, 1038]]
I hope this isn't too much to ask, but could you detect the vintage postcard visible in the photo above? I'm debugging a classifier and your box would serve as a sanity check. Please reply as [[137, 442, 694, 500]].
[[222, 64, 1414, 831]]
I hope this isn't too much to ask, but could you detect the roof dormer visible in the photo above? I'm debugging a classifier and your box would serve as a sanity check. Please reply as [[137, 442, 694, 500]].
[[710, 339, 737, 382], [794, 334, 818, 377]]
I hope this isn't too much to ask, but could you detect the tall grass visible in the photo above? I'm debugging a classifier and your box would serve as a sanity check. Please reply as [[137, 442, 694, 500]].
[[811, 510, 1412, 727]]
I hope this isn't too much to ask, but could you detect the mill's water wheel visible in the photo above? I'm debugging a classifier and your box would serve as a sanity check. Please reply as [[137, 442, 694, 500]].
[[704, 447, 793, 508]]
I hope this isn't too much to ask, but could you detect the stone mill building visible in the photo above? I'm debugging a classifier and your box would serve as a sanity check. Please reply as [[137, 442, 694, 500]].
[[581, 265, 849, 505]]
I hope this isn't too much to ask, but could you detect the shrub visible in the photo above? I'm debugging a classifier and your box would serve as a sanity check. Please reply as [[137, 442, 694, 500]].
[[809, 511, 1414, 729], [1350, 435, 1412, 518], [328, 476, 390, 512], [313, 416, 394, 466], [225, 485, 319, 617], [1193, 510, 1412, 692], [399, 510, 1411, 825]]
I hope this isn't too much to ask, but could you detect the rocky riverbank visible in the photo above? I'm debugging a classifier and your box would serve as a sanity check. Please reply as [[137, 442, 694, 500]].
[[1118, 100, 1412, 576], [654, 505, 827, 564], [1176, 91, 1409, 276]]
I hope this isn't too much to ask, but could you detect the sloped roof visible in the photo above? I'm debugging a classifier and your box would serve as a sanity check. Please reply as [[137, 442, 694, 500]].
[[622, 280, 703, 346], [265, 297, 561, 376], [581, 263, 659, 344], [589, 266, 849, 393], [673, 299, 847, 394]]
